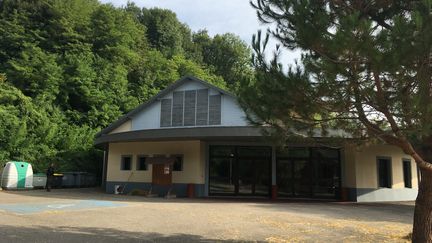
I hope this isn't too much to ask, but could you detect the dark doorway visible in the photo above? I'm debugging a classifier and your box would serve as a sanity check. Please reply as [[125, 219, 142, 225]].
[[209, 146, 271, 196]]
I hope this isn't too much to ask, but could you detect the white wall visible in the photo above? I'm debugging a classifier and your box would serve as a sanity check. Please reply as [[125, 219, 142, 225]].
[[221, 95, 248, 126], [129, 79, 249, 130], [352, 144, 419, 202], [131, 102, 160, 130], [106, 141, 205, 184]]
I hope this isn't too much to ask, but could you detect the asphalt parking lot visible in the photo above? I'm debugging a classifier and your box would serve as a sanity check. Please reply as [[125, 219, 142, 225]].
[[0, 188, 414, 242]]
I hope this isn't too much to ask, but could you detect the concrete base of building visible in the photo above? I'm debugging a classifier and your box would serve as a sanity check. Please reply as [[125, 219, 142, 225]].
[[346, 187, 418, 202], [105, 181, 206, 197]]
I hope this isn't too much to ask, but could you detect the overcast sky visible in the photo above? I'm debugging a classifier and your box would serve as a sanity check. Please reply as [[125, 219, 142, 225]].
[[100, 0, 300, 66]]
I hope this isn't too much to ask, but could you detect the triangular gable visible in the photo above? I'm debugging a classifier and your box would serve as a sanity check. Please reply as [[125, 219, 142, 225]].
[[96, 76, 236, 137]]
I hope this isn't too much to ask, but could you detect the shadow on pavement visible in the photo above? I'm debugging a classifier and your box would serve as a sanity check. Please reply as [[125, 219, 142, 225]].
[[0, 225, 248, 243]]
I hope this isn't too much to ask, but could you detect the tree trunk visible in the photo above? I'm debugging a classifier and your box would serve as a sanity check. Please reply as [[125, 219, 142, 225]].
[[413, 168, 432, 242]]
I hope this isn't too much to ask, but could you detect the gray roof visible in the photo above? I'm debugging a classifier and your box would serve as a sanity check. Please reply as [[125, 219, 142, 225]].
[[93, 126, 351, 147], [94, 126, 264, 146], [95, 76, 236, 137]]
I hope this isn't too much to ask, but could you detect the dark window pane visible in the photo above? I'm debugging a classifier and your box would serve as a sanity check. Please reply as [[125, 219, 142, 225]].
[[254, 159, 270, 196], [121, 156, 131, 170], [312, 148, 339, 159], [378, 158, 391, 188], [184, 90, 196, 126], [173, 156, 183, 171], [137, 156, 147, 171], [277, 159, 293, 197], [403, 160, 412, 188], [196, 89, 208, 125], [313, 158, 340, 197], [210, 146, 235, 157], [277, 148, 310, 158], [209, 158, 235, 194], [237, 158, 270, 196], [237, 147, 271, 157], [160, 99, 172, 127], [209, 95, 221, 125], [172, 91, 184, 126], [238, 158, 254, 194], [293, 159, 311, 196]]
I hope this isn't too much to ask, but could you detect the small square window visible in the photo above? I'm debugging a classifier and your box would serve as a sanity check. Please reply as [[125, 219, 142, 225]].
[[121, 155, 132, 170], [173, 156, 183, 171], [137, 155, 148, 171]]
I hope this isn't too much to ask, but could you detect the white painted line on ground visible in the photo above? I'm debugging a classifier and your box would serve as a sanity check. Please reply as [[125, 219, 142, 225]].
[[47, 204, 75, 209]]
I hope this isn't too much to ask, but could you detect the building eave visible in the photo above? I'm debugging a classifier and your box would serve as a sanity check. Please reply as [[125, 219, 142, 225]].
[[94, 126, 352, 148], [94, 126, 264, 146]]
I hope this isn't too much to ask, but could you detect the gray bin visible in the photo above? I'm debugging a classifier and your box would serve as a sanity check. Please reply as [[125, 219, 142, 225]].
[[62, 172, 77, 188], [84, 173, 96, 187], [75, 172, 87, 187], [58, 172, 97, 188], [33, 173, 47, 188], [61, 172, 87, 187]]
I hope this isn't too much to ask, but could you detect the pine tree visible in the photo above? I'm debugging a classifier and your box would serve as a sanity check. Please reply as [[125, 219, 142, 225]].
[[240, 1, 432, 241]]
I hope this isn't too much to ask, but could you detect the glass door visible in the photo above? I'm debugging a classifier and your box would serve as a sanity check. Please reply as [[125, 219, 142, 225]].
[[276, 159, 293, 196], [237, 158, 270, 196], [254, 158, 271, 196], [209, 157, 235, 195], [276, 147, 341, 199], [237, 158, 254, 195], [293, 159, 312, 197]]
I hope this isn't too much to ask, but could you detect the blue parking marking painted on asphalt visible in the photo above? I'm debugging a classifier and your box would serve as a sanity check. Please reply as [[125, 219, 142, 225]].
[[0, 200, 127, 214]]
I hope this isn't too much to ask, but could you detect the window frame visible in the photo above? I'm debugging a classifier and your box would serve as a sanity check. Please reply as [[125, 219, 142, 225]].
[[172, 155, 184, 172], [160, 98, 172, 127], [402, 159, 412, 188], [376, 156, 392, 188], [208, 94, 222, 125], [121, 155, 133, 171], [172, 91, 185, 126], [184, 90, 197, 126], [136, 155, 148, 171]]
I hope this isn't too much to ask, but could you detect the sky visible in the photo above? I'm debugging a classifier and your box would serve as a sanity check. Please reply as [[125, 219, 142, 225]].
[[100, 0, 300, 66]]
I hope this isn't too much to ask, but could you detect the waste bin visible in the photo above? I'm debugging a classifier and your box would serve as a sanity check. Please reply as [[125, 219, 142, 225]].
[[1, 161, 33, 190], [84, 173, 96, 187], [33, 173, 47, 189], [62, 172, 77, 188], [52, 173, 63, 188], [75, 172, 87, 187]]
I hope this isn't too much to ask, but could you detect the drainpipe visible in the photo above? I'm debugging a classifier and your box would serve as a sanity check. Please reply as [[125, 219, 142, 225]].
[[101, 145, 108, 189]]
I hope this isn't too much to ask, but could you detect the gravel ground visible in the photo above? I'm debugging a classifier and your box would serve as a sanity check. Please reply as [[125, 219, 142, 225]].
[[0, 188, 414, 242]]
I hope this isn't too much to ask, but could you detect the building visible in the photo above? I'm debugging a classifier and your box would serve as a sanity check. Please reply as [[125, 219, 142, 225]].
[[94, 76, 419, 202]]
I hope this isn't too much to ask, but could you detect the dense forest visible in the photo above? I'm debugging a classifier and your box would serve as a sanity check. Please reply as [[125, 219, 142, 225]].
[[0, 0, 253, 175]]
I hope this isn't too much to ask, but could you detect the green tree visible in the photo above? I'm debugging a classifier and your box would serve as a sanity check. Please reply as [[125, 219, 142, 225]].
[[0, 0, 248, 181], [140, 8, 190, 57], [91, 3, 146, 63], [240, 1, 432, 241], [7, 44, 63, 103], [201, 33, 253, 88]]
